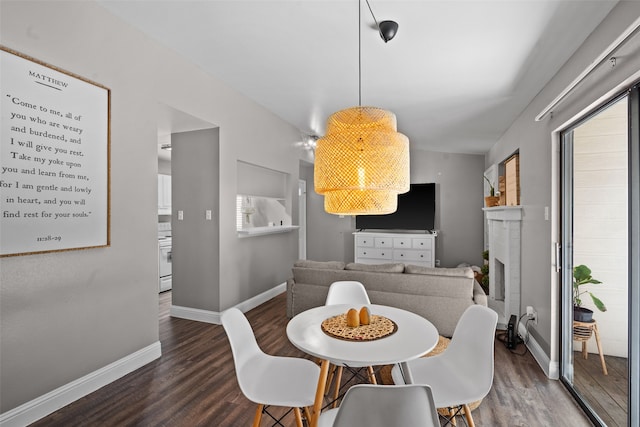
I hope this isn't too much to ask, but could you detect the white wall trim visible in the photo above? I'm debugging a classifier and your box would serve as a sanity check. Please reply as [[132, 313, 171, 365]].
[[0, 341, 161, 427], [519, 322, 559, 379], [234, 282, 286, 313], [170, 304, 222, 324], [170, 282, 286, 324]]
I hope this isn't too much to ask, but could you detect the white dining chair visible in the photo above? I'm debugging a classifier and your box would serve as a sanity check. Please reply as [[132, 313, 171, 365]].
[[221, 307, 319, 427], [391, 304, 498, 427], [324, 281, 376, 406], [317, 384, 440, 427], [325, 280, 371, 306]]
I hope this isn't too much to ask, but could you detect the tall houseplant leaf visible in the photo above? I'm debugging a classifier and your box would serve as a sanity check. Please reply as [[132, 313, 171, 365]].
[[573, 264, 606, 312]]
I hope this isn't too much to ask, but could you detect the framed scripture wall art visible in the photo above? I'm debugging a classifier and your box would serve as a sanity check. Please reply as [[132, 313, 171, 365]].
[[0, 46, 110, 257]]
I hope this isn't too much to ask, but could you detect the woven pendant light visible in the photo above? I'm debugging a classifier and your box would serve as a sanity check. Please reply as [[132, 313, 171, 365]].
[[314, 106, 409, 215], [314, 0, 409, 215]]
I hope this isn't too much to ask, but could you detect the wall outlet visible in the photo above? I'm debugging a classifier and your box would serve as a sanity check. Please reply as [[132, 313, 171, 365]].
[[526, 305, 537, 325], [435, 259, 440, 267]]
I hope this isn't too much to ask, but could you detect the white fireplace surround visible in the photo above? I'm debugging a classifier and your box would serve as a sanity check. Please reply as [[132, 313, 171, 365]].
[[483, 206, 522, 326]]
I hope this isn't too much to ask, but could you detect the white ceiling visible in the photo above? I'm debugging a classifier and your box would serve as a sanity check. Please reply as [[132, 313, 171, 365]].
[[98, 0, 618, 155]]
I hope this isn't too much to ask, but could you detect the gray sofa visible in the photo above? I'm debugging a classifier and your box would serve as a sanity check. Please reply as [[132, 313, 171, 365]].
[[286, 260, 487, 337]]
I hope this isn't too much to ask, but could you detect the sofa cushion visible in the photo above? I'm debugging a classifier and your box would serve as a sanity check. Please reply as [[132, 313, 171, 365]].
[[405, 265, 474, 278], [294, 260, 346, 270], [345, 262, 405, 273]]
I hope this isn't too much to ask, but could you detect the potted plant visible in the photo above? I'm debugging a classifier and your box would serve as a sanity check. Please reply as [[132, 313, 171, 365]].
[[477, 250, 489, 294], [483, 175, 499, 207], [573, 264, 606, 322], [480, 263, 489, 295]]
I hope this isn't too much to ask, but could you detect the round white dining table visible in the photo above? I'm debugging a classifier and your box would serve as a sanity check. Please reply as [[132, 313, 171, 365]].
[[286, 304, 439, 427]]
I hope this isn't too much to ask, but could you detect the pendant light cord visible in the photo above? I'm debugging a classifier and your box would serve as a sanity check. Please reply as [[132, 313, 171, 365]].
[[358, 0, 362, 107], [364, 0, 380, 33]]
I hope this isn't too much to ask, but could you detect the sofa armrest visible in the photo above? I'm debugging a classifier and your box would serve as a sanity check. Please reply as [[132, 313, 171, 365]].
[[473, 280, 488, 306]]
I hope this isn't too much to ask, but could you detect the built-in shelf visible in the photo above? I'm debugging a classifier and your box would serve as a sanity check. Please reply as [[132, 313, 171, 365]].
[[237, 225, 299, 238]]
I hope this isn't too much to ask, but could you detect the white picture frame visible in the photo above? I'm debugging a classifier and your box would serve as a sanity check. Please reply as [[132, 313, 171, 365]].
[[0, 46, 111, 256]]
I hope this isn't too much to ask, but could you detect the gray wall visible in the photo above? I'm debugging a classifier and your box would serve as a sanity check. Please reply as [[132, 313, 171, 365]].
[[410, 149, 485, 267], [171, 129, 221, 311], [301, 150, 485, 268], [0, 0, 301, 414], [486, 1, 640, 357], [300, 161, 356, 262]]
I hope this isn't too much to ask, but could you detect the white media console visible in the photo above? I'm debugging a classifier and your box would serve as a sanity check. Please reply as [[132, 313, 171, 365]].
[[354, 231, 436, 267]]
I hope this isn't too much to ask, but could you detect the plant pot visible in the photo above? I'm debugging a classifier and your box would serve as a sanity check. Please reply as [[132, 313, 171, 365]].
[[574, 306, 593, 322], [484, 196, 500, 207]]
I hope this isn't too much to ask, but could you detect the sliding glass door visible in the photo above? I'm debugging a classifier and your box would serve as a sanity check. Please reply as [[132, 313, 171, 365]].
[[560, 87, 640, 426]]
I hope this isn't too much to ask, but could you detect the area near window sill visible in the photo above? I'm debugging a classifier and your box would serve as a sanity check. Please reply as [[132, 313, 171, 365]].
[[237, 225, 299, 238]]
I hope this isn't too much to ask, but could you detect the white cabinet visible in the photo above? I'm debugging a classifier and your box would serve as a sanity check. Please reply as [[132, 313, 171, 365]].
[[354, 232, 435, 267], [158, 174, 172, 215]]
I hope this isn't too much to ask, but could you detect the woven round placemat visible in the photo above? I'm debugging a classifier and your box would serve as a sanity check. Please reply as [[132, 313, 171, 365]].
[[321, 313, 397, 341], [378, 336, 482, 414]]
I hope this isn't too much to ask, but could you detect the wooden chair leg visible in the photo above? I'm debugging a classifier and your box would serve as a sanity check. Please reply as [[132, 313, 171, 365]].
[[449, 408, 457, 426], [463, 404, 475, 427], [326, 363, 337, 392], [367, 366, 377, 384], [311, 360, 330, 427], [304, 407, 313, 425], [294, 407, 303, 427], [593, 324, 608, 375], [252, 404, 263, 427]]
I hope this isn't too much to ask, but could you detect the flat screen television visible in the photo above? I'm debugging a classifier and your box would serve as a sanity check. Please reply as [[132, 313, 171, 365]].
[[355, 183, 435, 231]]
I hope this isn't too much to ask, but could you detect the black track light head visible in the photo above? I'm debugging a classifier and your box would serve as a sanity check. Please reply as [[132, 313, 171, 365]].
[[379, 20, 398, 42]]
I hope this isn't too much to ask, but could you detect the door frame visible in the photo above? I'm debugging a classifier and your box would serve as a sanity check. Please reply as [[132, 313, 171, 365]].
[[553, 85, 640, 426]]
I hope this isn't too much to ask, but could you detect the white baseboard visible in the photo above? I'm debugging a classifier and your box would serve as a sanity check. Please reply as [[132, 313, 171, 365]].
[[170, 282, 286, 324], [0, 341, 161, 427], [170, 304, 221, 324], [518, 322, 559, 379], [235, 282, 286, 313]]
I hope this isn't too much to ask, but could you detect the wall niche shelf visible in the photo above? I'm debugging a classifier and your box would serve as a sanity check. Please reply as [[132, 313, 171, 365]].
[[237, 225, 299, 238]]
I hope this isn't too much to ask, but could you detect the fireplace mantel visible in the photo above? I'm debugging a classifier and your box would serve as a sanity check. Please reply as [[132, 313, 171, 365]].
[[483, 206, 522, 326], [482, 206, 522, 221]]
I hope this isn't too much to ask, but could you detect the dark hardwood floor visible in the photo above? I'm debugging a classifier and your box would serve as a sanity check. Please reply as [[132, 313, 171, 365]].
[[31, 292, 593, 426]]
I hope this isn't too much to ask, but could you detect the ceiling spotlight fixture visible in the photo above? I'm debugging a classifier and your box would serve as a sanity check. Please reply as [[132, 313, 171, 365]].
[[303, 134, 319, 150], [314, 0, 409, 215], [378, 20, 399, 43], [364, 0, 399, 43]]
